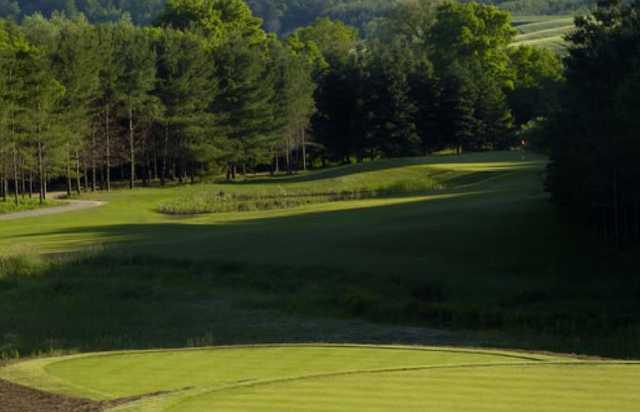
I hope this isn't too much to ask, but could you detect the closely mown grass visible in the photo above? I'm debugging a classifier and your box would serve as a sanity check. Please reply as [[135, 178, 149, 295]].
[[4, 346, 530, 400], [0, 198, 60, 214], [1, 345, 637, 412]]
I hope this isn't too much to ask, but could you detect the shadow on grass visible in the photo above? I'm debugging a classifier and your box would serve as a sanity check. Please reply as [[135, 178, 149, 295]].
[[1, 186, 639, 359]]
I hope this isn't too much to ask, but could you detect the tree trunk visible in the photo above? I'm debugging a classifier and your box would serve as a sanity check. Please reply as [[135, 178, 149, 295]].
[[285, 136, 291, 175], [83, 158, 89, 193], [129, 104, 135, 190], [12, 146, 19, 206], [1, 175, 7, 202], [29, 169, 33, 199], [20, 161, 26, 199], [301, 128, 307, 171], [0, 174, 5, 202], [153, 147, 158, 182], [75, 150, 81, 195], [38, 140, 44, 204], [161, 122, 169, 186], [106, 104, 111, 192], [91, 128, 96, 192], [66, 147, 72, 197], [20, 159, 26, 199]]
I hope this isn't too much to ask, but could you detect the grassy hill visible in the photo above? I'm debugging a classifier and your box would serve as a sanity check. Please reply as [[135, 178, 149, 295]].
[[512, 16, 576, 51]]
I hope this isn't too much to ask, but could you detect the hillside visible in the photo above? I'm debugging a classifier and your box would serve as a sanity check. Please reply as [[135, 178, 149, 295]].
[[0, 0, 588, 34], [512, 15, 576, 51]]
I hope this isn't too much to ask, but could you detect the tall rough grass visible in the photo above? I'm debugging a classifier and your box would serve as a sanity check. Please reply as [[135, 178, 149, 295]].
[[157, 181, 444, 215], [0, 198, 59, 214]]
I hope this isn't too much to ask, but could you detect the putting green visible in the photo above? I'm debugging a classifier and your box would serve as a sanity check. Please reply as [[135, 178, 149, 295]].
[[2, 346, 540, 399], [171, 363, 640, 412], [3, 345, 637, 411]]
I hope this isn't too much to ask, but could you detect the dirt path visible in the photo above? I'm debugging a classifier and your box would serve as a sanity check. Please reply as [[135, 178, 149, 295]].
[[0, 378, 169, 412], [0, 193, 105, 221], [0, 378, 101, 412]]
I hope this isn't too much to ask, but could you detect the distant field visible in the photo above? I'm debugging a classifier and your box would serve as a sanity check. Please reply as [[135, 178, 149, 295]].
[[512, 16, 576, 51], [1, 345, 638, 411]]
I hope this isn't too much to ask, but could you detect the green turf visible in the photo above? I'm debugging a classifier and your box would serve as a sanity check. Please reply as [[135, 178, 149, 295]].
[[171, 363, 640, 412], [0, 152, 638, 360], [1, 345, 637, 412]]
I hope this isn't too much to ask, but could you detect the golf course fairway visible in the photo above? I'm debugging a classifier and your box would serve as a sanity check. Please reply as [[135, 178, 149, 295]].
[[1, 345, 638, 411]]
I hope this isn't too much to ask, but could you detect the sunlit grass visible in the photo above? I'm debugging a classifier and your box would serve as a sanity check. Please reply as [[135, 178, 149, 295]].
[[1, 345, 637, 412]]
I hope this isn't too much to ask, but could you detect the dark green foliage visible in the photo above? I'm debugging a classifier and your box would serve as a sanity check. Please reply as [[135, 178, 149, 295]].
[[0, 0, 166, 25], [312, 60, 365, 163], [0, 0, 594, 35], [0, 0, 563, 198], [545, 0, 640, 243], [213, 35, 278, 172], [362, 42, 420, 158], [439, 68, 478, 154], [507, 45, 563, 126], [153, 27, 217, 180]]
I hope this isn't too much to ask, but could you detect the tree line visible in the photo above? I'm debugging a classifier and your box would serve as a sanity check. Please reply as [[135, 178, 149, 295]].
[[544, 0, 640, 244], [0, 0, 561, 205], [308, 1, 562, 162], [1, 0, 596, 35]]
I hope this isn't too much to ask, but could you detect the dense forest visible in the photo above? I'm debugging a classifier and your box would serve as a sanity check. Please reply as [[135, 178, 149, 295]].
[[0, 0, 562, 203], [0, 0, 595, 33], [2, 0, 638, 245], [544, 0, 640, 243]]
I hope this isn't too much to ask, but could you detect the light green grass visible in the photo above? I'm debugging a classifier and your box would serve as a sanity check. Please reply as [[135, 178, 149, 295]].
[[171, 363, 640, 412], [0, 152, 545, 256], [1, 345, 637, 412], [513, 17, 575, 33], [513, 35, 568, 52], [514, 25, 574, 42], [511, 16, 575, 51]]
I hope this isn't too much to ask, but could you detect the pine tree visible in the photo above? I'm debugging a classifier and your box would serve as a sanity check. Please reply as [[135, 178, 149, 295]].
[[213, 34, 278, 178], [114, 23, 157, 189], [50, 16, 101, 195], [439, 68, 477, 155], [154, 27, 218, 183]]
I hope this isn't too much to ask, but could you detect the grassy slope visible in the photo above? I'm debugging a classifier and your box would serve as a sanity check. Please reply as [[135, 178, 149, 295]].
[[512, 16, 575, 51], [0, 152, 638, 359], [1, 346, 637, 412]]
